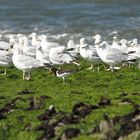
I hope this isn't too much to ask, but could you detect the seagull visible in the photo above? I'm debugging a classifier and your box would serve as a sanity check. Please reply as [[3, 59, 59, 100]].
[[21, 36, 36, 58], [49, 46, 79, 66], [79, 38, 101, 71], [93, 34, 134, 72], [36, 35, 61, 65], [36, 45, 51, 64], [51, 67, 76, 84], [0, 50, 13, 75], [127, 40, 140, 68], [0, 40, 13, 50], [29, 32, 40, 47], [40, 35, 60, 53], [8, 34, 17, 44], [111, 37, 129, 53], [12, 47, 45, 80], [66, 40, 79, 58]]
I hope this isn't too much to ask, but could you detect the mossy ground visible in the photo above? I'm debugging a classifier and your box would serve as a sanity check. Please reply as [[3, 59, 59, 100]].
[[0, 60, 140, 140]]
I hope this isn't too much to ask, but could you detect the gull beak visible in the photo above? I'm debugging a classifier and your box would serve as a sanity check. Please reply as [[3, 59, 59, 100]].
[[65, 48, 74, 51], [10, 44, 14, 49], [62, 48, 74, 53]]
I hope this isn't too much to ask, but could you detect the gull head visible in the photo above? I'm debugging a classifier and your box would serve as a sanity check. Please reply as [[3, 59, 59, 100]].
[[93, 34, 102, 44], [79, 38, 88, 48], [113, 36, 118, 41], [113, 36, 117, 39], [17, 34, 24, 39], [93, 34, 101, 40], [18, 38, 24, 46], [112, 36, 118, 44], [119, 39, 127, 45], [132, 38, 138, 44], [67, 40, 74, 48], [39, 35, 47, 40], [80, 38, 86, 45], [28, 32, 37, 39]]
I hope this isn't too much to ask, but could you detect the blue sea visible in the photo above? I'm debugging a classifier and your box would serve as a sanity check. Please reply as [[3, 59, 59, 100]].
[[0, 0, 140, 41]]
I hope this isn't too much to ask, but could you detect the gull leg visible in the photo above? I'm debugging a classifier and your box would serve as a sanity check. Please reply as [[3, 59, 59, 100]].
[[138, 63, 140, 69], [4, 68, 7, 75], [97, 65, 100, 72], [28, 72, 31, 80], [23, 71, 25, 80], [106, 65, 114, 72], [25, 72, 31, 80], [87, 63, 93, 70], [63, 77, 66, 84], [111, 66, 114, 72], [106, 67, 111, 71], [72, 61, 80, 66], [1, 68, 7, 75], [114, 66, 121, 70]]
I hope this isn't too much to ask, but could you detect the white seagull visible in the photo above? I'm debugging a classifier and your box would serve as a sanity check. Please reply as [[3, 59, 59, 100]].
[[36, 45, 51, 64], [49, 46, 79, 66], [79, 38, 101, 71], [0, 50, 13, 75], [0, 40, 13, 51], [12, 47, 45, 80], [93, 34, 134, 72], [40, 35, 60, 53], [21, 36, 36, 58]]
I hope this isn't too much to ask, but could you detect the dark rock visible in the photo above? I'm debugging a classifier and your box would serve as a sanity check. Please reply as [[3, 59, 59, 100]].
[[103, 113, 109, 121], [120, 92, 128, 97], [27, 96, 49, 111], [121, 98, 134, 104], [17, 89, 35, 95], [27, 99, 35, 110], [72, 102, 93, 118], [133, 104, 140, 110], [44, 125, 55, 138], [37, 124, 56, 139], [0, 114, 6, 119], [91, 108, 140, 140], [98, 96, 111, 106], [40, 95, 51, 99], [38, 106, 56, 121], [36, 122, 49, 131], [6, 102, 16, 108], [0, 108, 10, 115], [0, 96, 6, 100], [91, 105, 99, 109], [0, 98, 18, 119], [59, 114, 80, 124], [37, 101, 107, 140], [36, 106, 59, 139], [60, 128, 80, 139], [120, 121, 139, 136]]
